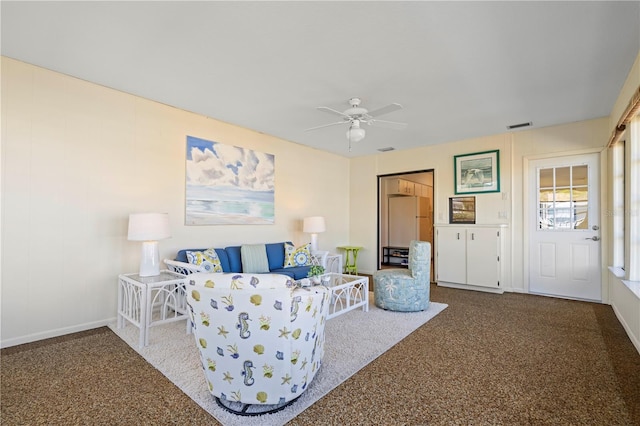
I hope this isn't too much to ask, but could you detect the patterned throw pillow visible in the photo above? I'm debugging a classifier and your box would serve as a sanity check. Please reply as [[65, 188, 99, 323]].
[[283, 242, 312, 268], [186, 248, 223, 273]]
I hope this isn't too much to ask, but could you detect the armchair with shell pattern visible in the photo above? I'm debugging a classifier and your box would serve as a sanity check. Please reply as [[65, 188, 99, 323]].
[[185, 272, 330, 415]]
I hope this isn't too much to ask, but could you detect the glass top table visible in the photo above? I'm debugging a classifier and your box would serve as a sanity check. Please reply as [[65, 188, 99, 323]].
[[313, 272, 369, 319]]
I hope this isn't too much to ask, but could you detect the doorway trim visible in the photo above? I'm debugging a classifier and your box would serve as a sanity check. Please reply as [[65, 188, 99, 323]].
[[377, 169, 434, 271], [522, 147, 608, 302]]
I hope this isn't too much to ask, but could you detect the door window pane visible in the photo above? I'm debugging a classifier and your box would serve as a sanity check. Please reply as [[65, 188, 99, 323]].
[[555, 167, 571, 187], [539, 168, 554, 188], [574, 206, 588, 229], [537, 165, 589, 230], [539, 188, 554, 202], [571, 188, 588, 202], [539, 209, 552, 229], [573, 165, 588, 185], [554, 202, 572, 229], [555, 187, 571, 202]]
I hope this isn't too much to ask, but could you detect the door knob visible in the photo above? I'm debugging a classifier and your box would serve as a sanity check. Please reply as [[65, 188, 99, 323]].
[[585, 236, 600, 241]]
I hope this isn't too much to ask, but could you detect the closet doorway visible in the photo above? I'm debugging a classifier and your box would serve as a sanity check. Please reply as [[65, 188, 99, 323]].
[[378, 170, 434, 281]]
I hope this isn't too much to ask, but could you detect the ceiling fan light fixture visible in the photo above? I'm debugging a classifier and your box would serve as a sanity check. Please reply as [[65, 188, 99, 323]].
[[307, 97, 405, 151], [347, 120, 366, 142], [347, 127, 366, 142]]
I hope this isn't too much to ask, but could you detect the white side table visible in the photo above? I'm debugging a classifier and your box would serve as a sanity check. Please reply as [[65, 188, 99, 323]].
[[117, 270, 189, 347]]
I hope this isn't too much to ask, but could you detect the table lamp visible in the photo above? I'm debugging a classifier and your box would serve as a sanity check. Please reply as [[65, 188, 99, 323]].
[[128, 213, 171, 277], [303, 216, 326, 252]]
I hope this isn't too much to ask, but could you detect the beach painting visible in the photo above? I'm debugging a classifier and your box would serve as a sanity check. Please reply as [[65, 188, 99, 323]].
[[185, 136, 275, 225]]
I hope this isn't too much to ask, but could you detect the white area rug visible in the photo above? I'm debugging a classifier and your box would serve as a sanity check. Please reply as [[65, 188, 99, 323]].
[[109, 294, 447, 426]]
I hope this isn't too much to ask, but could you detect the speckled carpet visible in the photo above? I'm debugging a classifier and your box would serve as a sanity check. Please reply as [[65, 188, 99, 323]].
[[2, 285, 640, 425], [108, 295, 447, 426]]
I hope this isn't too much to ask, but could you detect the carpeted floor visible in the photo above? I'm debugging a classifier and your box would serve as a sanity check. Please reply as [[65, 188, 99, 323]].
[[108, 294, 446, 426], [2, 284, 640, 425]]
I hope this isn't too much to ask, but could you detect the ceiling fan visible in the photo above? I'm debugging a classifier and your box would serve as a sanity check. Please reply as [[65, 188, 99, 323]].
[[305, 97, 407, 151]]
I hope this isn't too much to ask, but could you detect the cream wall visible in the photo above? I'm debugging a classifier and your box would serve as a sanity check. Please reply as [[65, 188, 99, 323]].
[[349, 50, 640, 353], [351, 133, 511, 275], [3, 50, 639, 350], [349, 119, 608, 295], [610, 53, 640, 133], [606, 51, 640, 353], [0, 57, 350, 347], [511, 118, 609, 294]]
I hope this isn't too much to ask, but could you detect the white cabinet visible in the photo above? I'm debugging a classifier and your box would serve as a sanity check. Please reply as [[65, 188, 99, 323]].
[[387, 178, 415, 195], [435, 225, 505, 293]]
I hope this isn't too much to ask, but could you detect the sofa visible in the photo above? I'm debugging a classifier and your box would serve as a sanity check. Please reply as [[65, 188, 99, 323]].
[[166, 242, 327, 280]]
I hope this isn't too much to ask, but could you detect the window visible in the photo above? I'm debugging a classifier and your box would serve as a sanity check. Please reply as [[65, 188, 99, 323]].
[[612, 138, 625, 269], [538, 165, 589, 230], [610, 117, 640, 281], [629, 118, 640, 281]]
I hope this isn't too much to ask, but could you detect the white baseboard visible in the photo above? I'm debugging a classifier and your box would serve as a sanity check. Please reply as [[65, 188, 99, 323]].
[[1, 317, 117, 349], [611, 303, 640, 355], [437, 281, 505, 294]]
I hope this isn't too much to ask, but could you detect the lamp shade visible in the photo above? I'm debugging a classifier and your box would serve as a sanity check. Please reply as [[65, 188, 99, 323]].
[[128, 213, 171, 241], [303, 216, 326, 234]]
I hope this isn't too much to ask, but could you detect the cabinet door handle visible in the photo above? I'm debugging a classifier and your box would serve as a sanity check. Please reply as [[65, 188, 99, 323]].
[[457, 233, 460, 240], [471, 233, 475, 240]]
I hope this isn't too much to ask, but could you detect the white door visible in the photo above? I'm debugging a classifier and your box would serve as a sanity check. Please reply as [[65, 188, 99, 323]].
[[466, 228, 500, 288], [436, 227, 466, 284], [529, 153, 601, 301]]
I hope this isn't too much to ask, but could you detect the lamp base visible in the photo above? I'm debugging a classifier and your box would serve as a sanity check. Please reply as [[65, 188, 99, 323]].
[[310, 234, 319, 252], [139, 241, 160, 277]]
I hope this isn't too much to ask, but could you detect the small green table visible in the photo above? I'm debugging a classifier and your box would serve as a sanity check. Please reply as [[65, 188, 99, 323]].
[[337, 246, 363, 275]]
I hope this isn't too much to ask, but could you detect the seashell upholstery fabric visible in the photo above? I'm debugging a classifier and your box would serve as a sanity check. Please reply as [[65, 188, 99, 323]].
[[373, 240, 431, 312], [185, 272, 330, 407]]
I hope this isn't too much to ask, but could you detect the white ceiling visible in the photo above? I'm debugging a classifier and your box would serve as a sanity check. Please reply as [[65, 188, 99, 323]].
[[2, 1, 639, 158]]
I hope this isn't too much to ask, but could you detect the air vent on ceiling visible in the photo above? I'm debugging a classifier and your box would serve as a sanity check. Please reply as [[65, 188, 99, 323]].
[[507, 122, 532, 130], [378, 147, 395, 152]]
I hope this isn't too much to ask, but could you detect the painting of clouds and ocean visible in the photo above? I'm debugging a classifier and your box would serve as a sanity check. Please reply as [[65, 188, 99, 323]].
[[186, 136, 275, 225]]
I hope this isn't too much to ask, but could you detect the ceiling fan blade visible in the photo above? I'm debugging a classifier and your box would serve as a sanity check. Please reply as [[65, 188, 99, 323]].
[[369, 119, 408, 130], [367, 103, 403, 118], [305, 121, 348, 132], [316, 106, 351, 118]]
